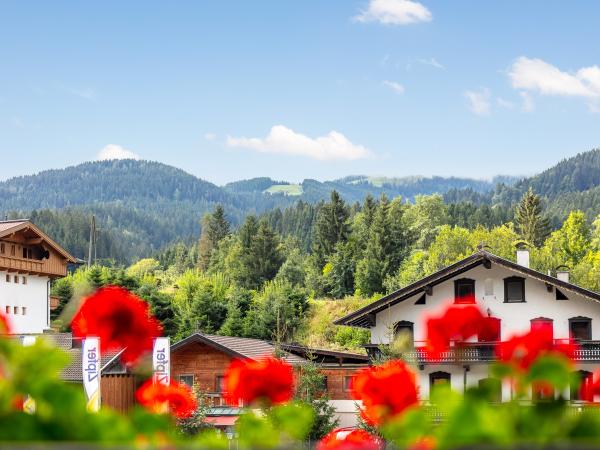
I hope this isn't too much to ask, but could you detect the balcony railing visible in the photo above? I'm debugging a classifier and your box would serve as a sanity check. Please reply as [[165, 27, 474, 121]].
[[0, 255, 45, 274], [365, 340, 600, 363]]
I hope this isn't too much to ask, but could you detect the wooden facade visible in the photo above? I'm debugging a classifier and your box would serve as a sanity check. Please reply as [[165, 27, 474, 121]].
[[101, 374, 137, 413], [0, 221, 77, 278]]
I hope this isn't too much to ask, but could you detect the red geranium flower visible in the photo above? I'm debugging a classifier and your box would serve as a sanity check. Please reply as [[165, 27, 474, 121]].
[[317, 428, 383, 450], [496, 327, 578, 371], [352, 360, 418, 425], [136, 380, 197, 419], [0, 311, 11, 335], [425, 304, 488, 360], [71, 286, 162, 364], [225, 356, 294, 406]]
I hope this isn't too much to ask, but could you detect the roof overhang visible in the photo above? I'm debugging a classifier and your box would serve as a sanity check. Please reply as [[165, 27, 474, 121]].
[[0, 220, 77, 263], [171, 333, 250, 360], [334, 250, 600, 328]]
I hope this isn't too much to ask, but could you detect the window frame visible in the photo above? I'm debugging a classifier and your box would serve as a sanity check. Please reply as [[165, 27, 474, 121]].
[[454, 278, 476, 303], [178, 374, 194, 389], [393, 320, 414, 344], [215, 375, 226, 393], [343, 375, 354, 392], [569, 317, 592, 341], [504, 276, 526, 303], [429, 371, 451, 392]]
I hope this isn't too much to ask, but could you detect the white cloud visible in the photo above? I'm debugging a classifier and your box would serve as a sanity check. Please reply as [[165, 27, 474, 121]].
[[97, 144, 140, 161], [382, 80, 405, 94], [465, 88, 491, 116], [508, 57, 600, 98], [226, 125, 372, 161], [418, 57, 445, 70], [520, 92, 535, 112], [204, 132, 217, 141], [354, 0, 432, 25]]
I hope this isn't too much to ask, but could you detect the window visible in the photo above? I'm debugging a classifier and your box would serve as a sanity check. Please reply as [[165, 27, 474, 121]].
[[320, 376, 328, 392], [504, 277, 525, 302], [22, 276, 27, 285], [21, 307, 26, 316], [454, 278, 475, 303], [343, 376, 355, 392], [215, 375, 226, 393], [10, 245, 15, 256], [5, 306, 9, 314], [478, 317, 501, 342], [5, 274, 9, 282], [531, 318, 553, 339], [571, 370, 594, 401], [22, 248, 27, 259], [429, 372, 451, 392], [178, 375, 194, 388], [393, 321, 414, 346], [13, 276, 18, 284], [13, 306, 18, 315], [569, 317, 592, 341], [478, 377, 502, 402], [0, 243, 4, 254]]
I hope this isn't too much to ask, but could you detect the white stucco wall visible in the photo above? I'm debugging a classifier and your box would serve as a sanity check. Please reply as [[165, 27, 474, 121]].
[[328, 400, 362, 428], [367, 262, 600, 401], [371, 264, 600, 344], [0, 270, 50, 334]]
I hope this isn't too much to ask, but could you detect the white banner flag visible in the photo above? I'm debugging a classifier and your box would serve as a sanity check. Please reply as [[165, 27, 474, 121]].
[[22, 336, 37, 414], [82, 337, 101, 412], [152, 337, 170, 386]]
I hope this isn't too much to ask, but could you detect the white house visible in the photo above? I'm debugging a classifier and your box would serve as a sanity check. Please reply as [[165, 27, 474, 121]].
[[335, 249, 600, 402], [0, 220, 77, 334]]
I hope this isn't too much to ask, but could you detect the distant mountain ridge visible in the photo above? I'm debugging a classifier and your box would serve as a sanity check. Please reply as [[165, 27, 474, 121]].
[[1, 149, 599, 262]]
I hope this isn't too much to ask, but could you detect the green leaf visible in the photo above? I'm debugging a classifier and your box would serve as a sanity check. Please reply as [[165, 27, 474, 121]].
[[269, 401, 314, 441], [236, 412, 280, 449]]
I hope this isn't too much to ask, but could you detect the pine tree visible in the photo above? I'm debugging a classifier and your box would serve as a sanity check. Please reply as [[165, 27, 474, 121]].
[[515, 188, 550, 247], [312, 191, 350, 268], [198, 205, 231, 270]]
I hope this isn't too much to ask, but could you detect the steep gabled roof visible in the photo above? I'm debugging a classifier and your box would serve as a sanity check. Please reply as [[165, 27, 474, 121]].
[[171, 333, 307, 365], [334, 250, 600, 328], [0, 220, 77, 263]]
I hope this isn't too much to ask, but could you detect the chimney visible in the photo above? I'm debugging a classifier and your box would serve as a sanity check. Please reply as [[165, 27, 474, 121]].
[[556, 270, 570, 283], [516, 249, 530, 268]]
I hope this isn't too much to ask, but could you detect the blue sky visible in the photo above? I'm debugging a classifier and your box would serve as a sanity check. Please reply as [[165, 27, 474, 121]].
[[1, 1, 600, 184]]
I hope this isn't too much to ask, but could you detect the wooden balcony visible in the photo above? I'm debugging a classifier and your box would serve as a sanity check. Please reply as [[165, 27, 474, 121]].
[[365, 340, 600, 364], [0, 255, 66, 277]]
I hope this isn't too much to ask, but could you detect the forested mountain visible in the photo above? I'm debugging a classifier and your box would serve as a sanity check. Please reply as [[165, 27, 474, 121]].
[[2, 149, 600, 263]]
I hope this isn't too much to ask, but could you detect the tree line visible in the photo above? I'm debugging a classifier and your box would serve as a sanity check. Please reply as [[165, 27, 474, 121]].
[[51, 188, 600, 351]]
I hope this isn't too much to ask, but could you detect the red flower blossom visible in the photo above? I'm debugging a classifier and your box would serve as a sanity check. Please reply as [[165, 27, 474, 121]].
[[136, 380, 197, 419], [225, 356, 294, 406], [425, 304, 488, 360], [352, 360, 418, 425], [317, 428, 383, 450], [0, 311, 11, 335], [496, 328, 578, 371], [71, 286, 162, 364]]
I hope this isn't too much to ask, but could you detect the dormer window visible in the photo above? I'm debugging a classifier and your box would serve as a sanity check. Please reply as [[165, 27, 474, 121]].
[[454, 278, 475, 303], [504, 277, 525, 303]]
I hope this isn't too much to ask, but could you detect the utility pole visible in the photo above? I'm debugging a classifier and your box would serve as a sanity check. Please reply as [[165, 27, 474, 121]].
[[87, 215, 96, 267]]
